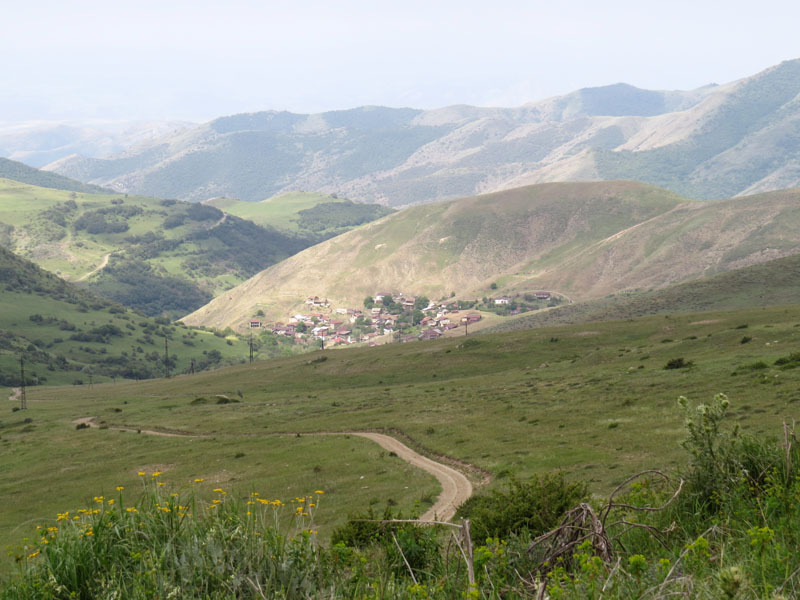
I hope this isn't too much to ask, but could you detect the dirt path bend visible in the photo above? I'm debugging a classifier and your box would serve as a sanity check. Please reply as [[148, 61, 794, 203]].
[[77, 252, 111, 282], [348, 432, 472, 522], [71, 419, 474, 521]]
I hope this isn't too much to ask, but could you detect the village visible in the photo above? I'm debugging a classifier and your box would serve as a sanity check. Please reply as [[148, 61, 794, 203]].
[[246, 290, 556, 348]]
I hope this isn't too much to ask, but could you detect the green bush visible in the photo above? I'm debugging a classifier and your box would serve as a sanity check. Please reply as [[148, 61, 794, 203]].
[[455, 472, 587, 542]]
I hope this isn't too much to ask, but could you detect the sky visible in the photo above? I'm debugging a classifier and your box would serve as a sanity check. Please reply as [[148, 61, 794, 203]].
[[3, 0, 800, 123]]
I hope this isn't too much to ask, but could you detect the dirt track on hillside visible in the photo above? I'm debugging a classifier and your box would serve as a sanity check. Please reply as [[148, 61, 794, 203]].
[[71, 419, 473, 521]]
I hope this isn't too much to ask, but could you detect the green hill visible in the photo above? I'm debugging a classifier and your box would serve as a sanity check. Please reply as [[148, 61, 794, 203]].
[[182, 181, 800, 330], [0, 178, 309, 317], [0, 157, 110, 195], [206, 191, 394, 239], [0, 246, 252, 386]]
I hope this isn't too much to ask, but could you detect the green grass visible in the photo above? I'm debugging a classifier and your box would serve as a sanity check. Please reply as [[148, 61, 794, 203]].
[[5, 302, 800, 573]]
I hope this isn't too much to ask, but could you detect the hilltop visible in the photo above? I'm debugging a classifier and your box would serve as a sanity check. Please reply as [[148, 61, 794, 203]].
[[43, 59, 800, 205], [206, 191, 394, 240], [182, 181, 800, 330]]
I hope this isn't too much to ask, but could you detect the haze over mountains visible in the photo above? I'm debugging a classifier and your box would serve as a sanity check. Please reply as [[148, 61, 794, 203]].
[[26, 59, 800, 206]]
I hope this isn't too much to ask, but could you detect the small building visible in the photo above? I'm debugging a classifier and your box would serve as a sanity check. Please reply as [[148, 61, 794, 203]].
[[535, 291, 551, 300], [248, 320, 261, 328], [494, 296, 511, 305]]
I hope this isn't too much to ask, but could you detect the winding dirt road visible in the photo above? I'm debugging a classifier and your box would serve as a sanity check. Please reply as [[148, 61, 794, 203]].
[[71, 419, 474, 521]]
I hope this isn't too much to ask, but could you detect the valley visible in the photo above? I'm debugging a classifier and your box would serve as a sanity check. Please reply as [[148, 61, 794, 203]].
[[3, 48, 800, 597]]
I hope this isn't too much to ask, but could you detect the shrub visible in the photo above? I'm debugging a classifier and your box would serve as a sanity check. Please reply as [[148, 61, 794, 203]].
[[664, 357, 693, 369], [455, 472, 588, 542]]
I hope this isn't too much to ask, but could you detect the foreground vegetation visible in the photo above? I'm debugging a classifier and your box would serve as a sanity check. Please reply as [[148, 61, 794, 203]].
[[4, 301, 800, 572], [4, 394, 799, 598]]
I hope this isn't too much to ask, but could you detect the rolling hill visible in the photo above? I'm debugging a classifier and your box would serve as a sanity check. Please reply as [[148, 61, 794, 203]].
[[206, 191, 394, 240], [181, 181, 800, 330], [44, 59, 800, 205], [0, 246, 251, 386], [0, 178, 309, 317]]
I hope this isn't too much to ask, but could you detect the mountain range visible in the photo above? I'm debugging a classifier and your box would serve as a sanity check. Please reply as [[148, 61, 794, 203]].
[[35, 58, 800, 206]]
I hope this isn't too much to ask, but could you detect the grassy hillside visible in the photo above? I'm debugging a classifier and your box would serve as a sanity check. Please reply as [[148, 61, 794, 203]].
[[206, 191, 394, 239], [5, 300, 800, 573], [183, 181, 800, 330], [0, 157, 109, 195], [0, 246, 254, 386], [0, 178, 308, 317], [488, 252, 800, 333]]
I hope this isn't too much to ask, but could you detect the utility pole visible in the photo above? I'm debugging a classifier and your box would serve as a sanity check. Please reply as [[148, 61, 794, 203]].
[[249, 333, 254, 364], [164, 337, 170, 379], [190, 358, 195, 375], [19, 355, 27, 410]]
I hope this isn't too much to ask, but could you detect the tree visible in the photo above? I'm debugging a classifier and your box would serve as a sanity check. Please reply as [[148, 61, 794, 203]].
[[414, 296, 429, 311], [490, 282, 498, 290], [296, 321, 308, 333], [363, 296, 375, 309]]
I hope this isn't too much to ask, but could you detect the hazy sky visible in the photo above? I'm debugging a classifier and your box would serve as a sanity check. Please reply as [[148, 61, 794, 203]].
[[4, 0, 799, 123]]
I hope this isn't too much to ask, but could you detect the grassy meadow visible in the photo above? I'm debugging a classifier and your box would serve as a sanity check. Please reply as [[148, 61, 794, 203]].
[[4, 302, 800, 574]]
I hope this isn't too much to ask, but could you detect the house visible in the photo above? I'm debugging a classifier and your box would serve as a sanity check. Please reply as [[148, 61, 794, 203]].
[[466, 313, 482, 323], [374, 292, 392, 303], [248, 320, 261, 329], [370, 307, 383, 316], [535, 291, 551, 300], [494, 296, 511, 305], [335, 307, 349, 315], [419, 329, 443, 340]]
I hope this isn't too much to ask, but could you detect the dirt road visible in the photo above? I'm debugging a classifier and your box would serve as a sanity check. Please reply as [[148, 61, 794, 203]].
[[77, 252, 111, 282], [349, 432, 472, 521], [71, 419, 474, 521]]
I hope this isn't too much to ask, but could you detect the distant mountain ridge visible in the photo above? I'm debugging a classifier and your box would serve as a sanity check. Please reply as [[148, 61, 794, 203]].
[[43, 59, 800, 205]]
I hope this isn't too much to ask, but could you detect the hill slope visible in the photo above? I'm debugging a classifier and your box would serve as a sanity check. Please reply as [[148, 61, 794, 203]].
[[0, 157, 110, 194], [45, 59, 800, 205], [0, 178, 308, 317], [486, 252, 800, 333], [206, 191, 394, 240], [182, 181, 800, 330], [0, 246, 250, 386]]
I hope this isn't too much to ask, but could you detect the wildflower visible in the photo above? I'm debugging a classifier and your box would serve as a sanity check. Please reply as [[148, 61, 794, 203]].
[[171, 493, 179, 498], [108, 499, 115, 505], [116, 486, 125, 491], [194, 478, 205, 483], [137, 472, 145, 476], [126, 507, 138, 513], [27, 550, 40, 559], [93, 496, 104, 503], [314, 490, 325, 494], [213, 488, 226, 494], [84, 529, 93, 537], [152, 471, 162, 477], [157, 482, 166, 487]]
